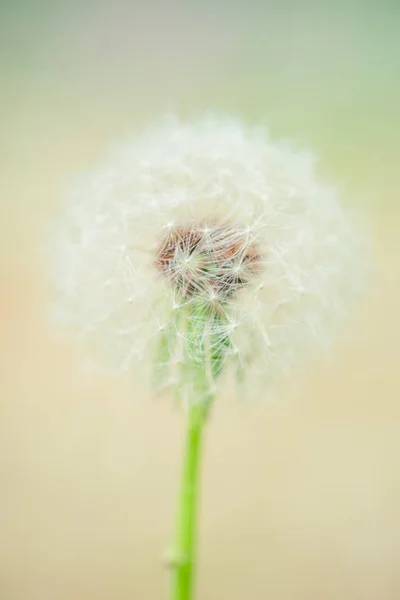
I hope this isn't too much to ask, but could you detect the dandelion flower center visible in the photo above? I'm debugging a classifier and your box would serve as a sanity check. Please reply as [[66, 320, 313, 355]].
[[155, 220, 263, 301]]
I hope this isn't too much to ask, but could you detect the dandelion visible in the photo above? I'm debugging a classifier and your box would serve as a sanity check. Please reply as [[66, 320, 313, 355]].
[[51, 115, 364, 600]]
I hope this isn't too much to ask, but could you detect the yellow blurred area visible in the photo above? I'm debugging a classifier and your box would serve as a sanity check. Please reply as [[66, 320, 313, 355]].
[[1, 1, 400, 599]]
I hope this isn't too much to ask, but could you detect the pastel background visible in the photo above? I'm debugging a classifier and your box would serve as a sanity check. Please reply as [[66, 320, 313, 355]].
[[1, 1, 399, 599]]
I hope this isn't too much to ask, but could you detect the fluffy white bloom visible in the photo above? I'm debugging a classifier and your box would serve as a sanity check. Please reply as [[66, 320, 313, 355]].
[[51, 115, 363, 395]]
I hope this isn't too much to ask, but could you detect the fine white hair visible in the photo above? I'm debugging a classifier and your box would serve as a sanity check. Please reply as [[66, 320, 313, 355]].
[[51, 115, 364, 393]]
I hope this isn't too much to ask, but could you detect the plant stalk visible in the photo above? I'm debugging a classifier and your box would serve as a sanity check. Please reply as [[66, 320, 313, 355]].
[[170, 401, 207, 600]]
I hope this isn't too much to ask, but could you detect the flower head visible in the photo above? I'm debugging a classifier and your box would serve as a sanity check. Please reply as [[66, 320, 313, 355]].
[[51, 115, 364, 396]]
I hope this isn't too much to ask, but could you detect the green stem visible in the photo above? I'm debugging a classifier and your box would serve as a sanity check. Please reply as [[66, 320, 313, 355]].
[[164, 301, 226, 599], [170, 401, 207, 600]]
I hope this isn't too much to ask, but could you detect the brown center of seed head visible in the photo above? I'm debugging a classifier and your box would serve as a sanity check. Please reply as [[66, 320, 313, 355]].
[[155, 220, 262, 301]]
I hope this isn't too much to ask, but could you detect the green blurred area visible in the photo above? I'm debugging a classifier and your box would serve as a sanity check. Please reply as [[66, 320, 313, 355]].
[[1, 1, 399, 216]]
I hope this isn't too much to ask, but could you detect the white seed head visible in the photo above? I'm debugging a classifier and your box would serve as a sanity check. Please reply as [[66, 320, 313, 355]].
[[50, 115, 365, 392]]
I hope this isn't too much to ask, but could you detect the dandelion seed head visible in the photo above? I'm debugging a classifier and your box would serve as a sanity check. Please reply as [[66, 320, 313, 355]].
[[51, 115, 365, 394]]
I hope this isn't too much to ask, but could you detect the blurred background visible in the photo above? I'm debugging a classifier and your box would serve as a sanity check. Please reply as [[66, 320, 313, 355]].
[[1, 1, 400, 598]]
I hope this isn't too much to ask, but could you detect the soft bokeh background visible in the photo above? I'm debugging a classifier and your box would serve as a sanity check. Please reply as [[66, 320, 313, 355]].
[[1, 1, 399, 598]]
